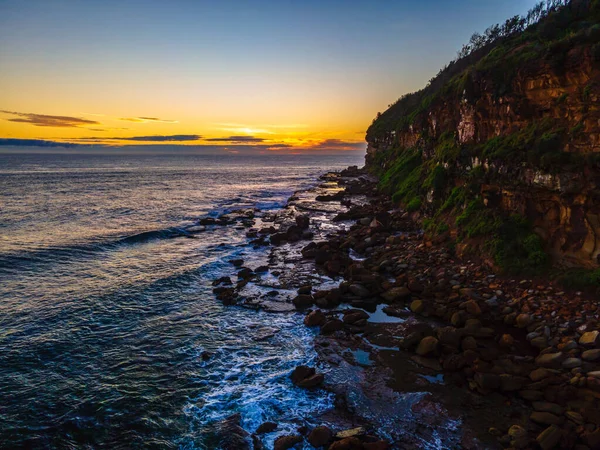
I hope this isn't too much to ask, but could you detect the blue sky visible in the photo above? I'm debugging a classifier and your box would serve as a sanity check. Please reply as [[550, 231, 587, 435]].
[[0, 0, 540, 151]]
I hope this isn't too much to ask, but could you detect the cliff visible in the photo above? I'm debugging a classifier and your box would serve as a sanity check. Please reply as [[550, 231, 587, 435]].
[[365, 0, 600, 276]]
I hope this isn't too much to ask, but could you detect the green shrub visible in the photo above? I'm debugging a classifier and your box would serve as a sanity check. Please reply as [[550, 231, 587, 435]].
[[406, 198, 422, 212]]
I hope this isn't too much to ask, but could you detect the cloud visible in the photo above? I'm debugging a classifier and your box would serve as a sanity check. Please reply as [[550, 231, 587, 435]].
[[85, 134, 201, 142], [0, 138, 86, 148], [305, 139, 366, 151], [119, 116, 178, 123], [204, 135, 265, 143], [0, 110, 100, 128]]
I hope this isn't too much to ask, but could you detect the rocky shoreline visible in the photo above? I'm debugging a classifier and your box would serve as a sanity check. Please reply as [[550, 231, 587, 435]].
[[208, 166, 600, 450]]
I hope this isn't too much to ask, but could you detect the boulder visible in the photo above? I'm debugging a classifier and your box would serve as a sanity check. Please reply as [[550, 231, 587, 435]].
[[380, 286, 411, 302], [304, 310, 326, 327], [580, 330, 600, 347], [274, 435, 303, 450], [536, 425, 562, 450], [321, 319, 344, 334], [307, 426, 333, 448], [416, 336, 438, 356], [530, 412, 561, 426], [329, 437, 363, 450], [535, 352, 564, 368], [293, 295, 314, 309], [349, 284, 371, 298], [256, 422, 277, 434]]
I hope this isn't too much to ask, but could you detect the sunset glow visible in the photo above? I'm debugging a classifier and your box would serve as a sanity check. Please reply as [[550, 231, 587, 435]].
[[0, 0, 539, 152]]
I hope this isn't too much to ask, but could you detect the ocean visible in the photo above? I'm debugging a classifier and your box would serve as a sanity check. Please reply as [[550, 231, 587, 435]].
[[0, 152, 364, 449]]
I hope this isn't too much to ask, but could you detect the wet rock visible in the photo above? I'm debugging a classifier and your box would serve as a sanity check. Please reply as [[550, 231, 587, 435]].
[[362, 441, 390, 450], [237, 267, 254, 280], [304, 310, 326, 327], [530, 368, 555, 381], [215, 413, 251, 449], [295, 214, 310, 229], [416, 336, 438, 356], [580, 330, 600, 347], [290, 366, 324, 388], [329, 437, 363, 450], [212, 276, 232, 286], [536, 425, 562, 450], [293, 295, 314, 309], [499, 334, 515, 347], [343, 310, 369, 324], [380, 286, 411, 303], [321, 319, 344, 334], [273, 434, 303, 450], [256, 422, 278, 434], [307, 426, 333, 448], [229, 258, 244, 267], [349, 284, 371, 298], [270, 232, 288, 246]]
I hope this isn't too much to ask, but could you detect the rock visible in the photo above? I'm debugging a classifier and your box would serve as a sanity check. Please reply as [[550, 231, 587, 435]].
[[290, 366, 324, 389], [321, 319, 343, 334], [295, 214, 310, 229], [532, 402, 564, 416], [307, 426, 333, 448], [500, 334, 515, 347], [464, 300, 481, 316], [274, 434, 303, 450], [349, 284, 371, 298], [343, 310, 369, 324], [530, 368, 554, 382], [508, 425, 527, 439], [461, 336, 477, 351], [237, 267, 254, 279], [474, 373, 500, 391], [515, 313, 531, 328], [531, 336, 549, 348], [535, 352, 564, 368], [293, 295, 314, 309], [335, 427, 366, 439], [380, 286, 411, 302], [530, 411, 561, 426], [580, 330, 600, 347], [304, 310, 326, 327], [229, 258, 244, 267], [362, 441, 390, 450], [583, 349, 600, 361], [298, 285, 312, 295], [411, 355, 442, 371], [565, 411, 584, 424], [562, 357, 582, 369], [416, 336, 438, 356], [436, 326, 462, 348], [410, 300, 424, 314], [536, 425, 562, 450], [500, 374, 528, 392], [451, 311, 466, 327], [329, 437, 363, 450], [256, 422, 278, 434], [583, 429, 600, 448], [215, 413, 251, 449]]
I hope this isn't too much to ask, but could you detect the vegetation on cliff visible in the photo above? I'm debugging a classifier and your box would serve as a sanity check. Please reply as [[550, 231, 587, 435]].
[[366, 0, 600, 280]]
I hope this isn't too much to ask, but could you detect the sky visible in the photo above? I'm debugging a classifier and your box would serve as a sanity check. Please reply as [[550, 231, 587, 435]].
[[0, 0, 539, 154]]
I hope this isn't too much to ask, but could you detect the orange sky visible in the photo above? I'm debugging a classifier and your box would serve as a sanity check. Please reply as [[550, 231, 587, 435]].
[[0, 0, 538, 152]]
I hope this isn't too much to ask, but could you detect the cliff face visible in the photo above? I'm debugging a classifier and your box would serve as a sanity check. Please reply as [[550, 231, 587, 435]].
[[366, 4, 600, 270]]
